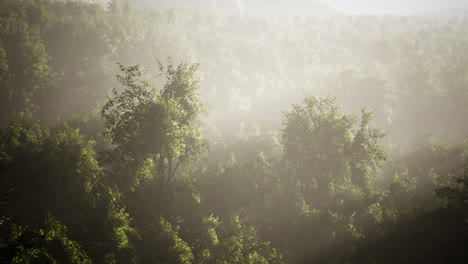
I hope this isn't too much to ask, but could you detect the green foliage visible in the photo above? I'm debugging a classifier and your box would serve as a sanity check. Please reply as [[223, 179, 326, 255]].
[[193, 214, 283, 264], [436, 166, 468, 209], [349, 109, 387, 188], [0, 0, 57, 123], [102, 59, 205, 190], [0, 119, 135, 264], [159, 216, 194, 264], [350, 169, 468, 264], [0, 1, 467, 263], [282, 95, 386, 207], [0, 214, 92, 264]]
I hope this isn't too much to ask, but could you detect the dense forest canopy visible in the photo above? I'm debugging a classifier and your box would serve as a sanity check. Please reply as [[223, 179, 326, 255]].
[[0, 0, 467, 263]]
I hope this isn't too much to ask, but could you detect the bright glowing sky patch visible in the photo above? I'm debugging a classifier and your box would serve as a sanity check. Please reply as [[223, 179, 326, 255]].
[[318, 0, 468, 14]]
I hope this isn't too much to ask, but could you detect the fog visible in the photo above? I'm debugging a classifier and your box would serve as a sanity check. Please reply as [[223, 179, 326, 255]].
[[1, 0, 467, 263], [320, 0, 468, 14], [134, 0, 468, 15]]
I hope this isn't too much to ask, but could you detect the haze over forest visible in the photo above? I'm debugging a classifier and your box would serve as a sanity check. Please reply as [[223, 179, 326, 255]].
[[133, 0, 468, 15], [0, 0, 467, 263]]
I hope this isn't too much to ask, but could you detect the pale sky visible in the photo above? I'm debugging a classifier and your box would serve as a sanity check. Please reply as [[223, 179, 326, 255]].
[[133, 0, 468, 15], [318, 0, 468, 14]]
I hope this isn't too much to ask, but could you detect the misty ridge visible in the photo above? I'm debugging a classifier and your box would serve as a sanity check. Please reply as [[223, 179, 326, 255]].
[[0, 0, 467, 263]]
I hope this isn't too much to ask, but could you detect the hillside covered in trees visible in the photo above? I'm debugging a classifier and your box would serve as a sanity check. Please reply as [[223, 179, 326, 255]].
[[0, 0, 467, 263]]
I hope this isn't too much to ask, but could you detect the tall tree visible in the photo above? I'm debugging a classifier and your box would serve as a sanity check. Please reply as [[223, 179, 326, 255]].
[[282, 95, 386, 207], [101, 59, 206, 191], [0, 119, 135, 264]]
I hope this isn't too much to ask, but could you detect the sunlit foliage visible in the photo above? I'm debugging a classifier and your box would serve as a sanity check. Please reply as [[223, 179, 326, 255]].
[[0, 0, 467, 263]]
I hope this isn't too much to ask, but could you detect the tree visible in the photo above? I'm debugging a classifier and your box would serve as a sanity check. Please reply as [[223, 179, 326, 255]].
[[282, 95, 386, 207], [0, 119, 135, 264], [101, 59, 206, 191], [0, 214, 92, 264], [0, 0, 57, 124]]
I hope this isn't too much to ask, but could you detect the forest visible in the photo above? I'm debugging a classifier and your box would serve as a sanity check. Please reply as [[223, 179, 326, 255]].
[[0, 0, 467, 263]]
